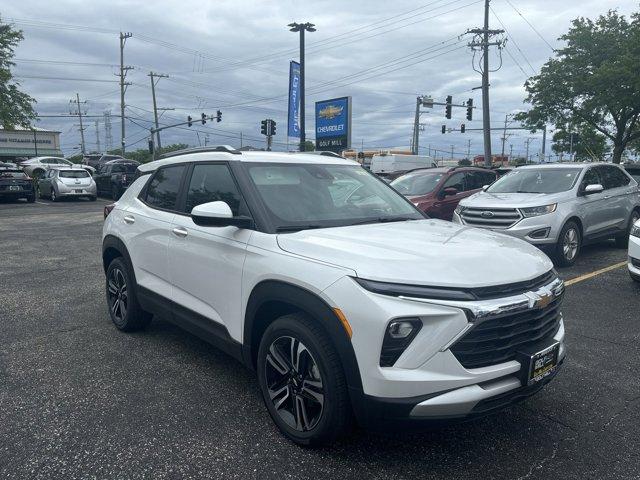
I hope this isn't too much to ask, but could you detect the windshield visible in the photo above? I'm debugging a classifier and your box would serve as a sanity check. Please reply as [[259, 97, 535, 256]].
[[59, 170, 90, 178], [245, 163, 423, 230], [390, 171, 444, 195], [0, 171, 28, 178], [487, 168, 581, 194]]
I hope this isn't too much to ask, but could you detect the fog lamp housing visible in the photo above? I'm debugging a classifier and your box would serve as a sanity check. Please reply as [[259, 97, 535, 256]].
[[380, 318, 422, 367]]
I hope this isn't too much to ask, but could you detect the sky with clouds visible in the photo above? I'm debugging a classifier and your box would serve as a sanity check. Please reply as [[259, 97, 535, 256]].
[[2, 0, 638, 159]]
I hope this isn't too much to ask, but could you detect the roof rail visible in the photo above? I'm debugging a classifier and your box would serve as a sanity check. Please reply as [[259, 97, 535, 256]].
[[159, 145, 241, 159]]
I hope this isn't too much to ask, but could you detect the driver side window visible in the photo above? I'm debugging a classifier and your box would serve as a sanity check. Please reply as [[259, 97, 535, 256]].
[[582, 168, 600, 188], [441, 172, 465, 192]]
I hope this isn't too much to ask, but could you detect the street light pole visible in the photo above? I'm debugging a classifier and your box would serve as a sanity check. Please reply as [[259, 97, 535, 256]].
[[289, 22, 316, 152]]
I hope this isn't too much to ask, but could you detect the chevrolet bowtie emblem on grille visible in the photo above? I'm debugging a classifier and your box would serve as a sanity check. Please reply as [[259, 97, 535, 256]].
[[525, 291, 554, 309], [480, 211, 494, 218]]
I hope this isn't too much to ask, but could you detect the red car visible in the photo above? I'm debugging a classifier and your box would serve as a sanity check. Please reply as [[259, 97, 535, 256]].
[[390, 166, 498, 220]]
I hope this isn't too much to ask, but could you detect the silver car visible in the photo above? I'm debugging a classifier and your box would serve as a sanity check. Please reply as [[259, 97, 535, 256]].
[[38, 167, 97, 202], [453, 163, 640, 266], [20, 156, 95, 178]]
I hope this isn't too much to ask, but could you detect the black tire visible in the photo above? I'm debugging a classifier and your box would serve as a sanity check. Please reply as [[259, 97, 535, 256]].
[[615, 210, 640, 248], [105, 257, 152, 332], [257, 313, 352, 446], [112, 185, 121, 200], [555, 220, 581, 267]]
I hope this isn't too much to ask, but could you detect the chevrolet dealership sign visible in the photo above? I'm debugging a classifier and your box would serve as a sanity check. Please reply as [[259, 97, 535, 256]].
[[315, 96, 351, 153]]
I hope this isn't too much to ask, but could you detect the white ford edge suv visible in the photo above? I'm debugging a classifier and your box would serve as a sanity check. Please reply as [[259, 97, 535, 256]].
[[102, 146, 566, 445]]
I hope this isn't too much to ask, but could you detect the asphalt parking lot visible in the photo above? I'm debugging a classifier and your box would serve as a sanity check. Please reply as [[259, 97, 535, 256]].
[[1, 198, 639, 480]]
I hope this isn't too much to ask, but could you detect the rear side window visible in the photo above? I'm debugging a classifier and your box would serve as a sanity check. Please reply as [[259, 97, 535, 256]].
[[112, 164, 137, 173], [59, 170, 90, 178], [466, 171, 496, 190], [598, 166, 630, 189], [442, 172, 466, 192], [144, 165, 186, 211], [185, 164, 242, 215]]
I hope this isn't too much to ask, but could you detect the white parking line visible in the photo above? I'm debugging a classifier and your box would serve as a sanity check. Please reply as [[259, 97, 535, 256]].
[[35, 201, 50, 205]]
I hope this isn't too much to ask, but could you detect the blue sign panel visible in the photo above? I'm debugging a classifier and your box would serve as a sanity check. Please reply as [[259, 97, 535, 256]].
[[287, 61, 301, 138], [315, 96, 351, 153]]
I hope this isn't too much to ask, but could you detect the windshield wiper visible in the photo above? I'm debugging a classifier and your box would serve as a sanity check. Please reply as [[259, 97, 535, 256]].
[[516, 190, 542, 193], [351, 216, 419, 226], [275, 225, 324, 233]]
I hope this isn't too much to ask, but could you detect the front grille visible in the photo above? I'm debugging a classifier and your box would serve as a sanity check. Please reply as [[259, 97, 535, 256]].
[[460, 207, 522, 229], [451, 296, 562, 369], [471, 270, 557, 300]]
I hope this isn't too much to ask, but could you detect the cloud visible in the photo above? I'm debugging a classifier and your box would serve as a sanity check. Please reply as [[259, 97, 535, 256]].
[[3, 0, 637, 159]]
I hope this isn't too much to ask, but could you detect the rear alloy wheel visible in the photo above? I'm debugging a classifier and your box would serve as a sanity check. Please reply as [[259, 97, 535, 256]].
[[615, 210, 640, 248], [257, 313, 351, 446], [555, 221, 581, 267], [50, 188, 58, 202], [105, 257, 152, 331]]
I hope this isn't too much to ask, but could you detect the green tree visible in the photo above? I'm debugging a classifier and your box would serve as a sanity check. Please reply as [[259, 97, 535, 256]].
[[552, 124, 609, 161], [0, 17, 36, 128], [302, 140, 315, 151], [515, 10, 640, 163]]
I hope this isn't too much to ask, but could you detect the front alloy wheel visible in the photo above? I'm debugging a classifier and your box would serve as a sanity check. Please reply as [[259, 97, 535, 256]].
[[265, 336, 325, 432], [563, 228, 579, 261]]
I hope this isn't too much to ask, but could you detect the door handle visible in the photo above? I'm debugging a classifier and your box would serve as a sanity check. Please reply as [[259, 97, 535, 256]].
[[172, 227, 188, 238], [123, 215, 135, 224]]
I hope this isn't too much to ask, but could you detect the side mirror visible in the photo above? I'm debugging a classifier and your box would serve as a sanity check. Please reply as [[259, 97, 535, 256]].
[[191, 201, 253, 228], [583, 183, 604, 195], [482, 184, 489, 191], [441, 187, 459, 198]]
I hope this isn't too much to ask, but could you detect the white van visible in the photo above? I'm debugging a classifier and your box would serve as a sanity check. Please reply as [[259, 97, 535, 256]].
[[370, 154, 436, 176]]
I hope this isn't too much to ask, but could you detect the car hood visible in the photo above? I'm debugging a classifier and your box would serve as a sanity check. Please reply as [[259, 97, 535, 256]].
[[276, 220, 553, 288], [459, 190, 567, 208]]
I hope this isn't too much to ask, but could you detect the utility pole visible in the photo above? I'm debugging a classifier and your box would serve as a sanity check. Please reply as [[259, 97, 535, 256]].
[[119, 32, 133, 156], [451, 144, 455, 161], [289, 22, 316, 151], [149, 71, 169, 150], [541, 125, 547, 161], [104, 110, 113, 151], [95, 120, 101, 153], [467, 139, 472, 158], [70, 93, 87, 155], [525, 138, 533, 163], [464, 0, 505, 168], [500, 113, 514, 157], [569, 132, 574, 162]]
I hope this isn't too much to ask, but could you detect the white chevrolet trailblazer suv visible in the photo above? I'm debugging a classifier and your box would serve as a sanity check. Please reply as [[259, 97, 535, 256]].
[[102, 146, 566, 445]]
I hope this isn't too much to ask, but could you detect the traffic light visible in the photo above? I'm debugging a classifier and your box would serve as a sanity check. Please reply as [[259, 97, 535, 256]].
[[461, 124, 466, 133], [441, 125, 446, 134], [148, 139, 154, 154], [270, 120, 276, 136], [466, 98, 473, 121], [216, 110, 222, 123], [187, 116, 193, 127], [445, 95, 452, 119], [261, 119, 268, 135], [201, 113, 207, 125]]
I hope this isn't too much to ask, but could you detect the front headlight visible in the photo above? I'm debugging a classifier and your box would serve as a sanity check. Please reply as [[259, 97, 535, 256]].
[[520, 204, 557, 218], [454, 204, 465, 215], [631, 223, 640, 238]]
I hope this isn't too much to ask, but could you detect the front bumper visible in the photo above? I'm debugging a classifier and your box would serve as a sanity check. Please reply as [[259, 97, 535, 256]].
[[452, 210, 561, 245], [323, 275, 566, 428], [629, 234, 640, 277]]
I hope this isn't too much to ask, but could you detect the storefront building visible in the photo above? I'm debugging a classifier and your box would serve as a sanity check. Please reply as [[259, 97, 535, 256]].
[[0, 127, 63, 162]]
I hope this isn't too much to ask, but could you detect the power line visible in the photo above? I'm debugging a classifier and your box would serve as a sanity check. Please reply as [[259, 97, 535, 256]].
[[504, 0, 555, 51], [489, 6, 536, 75]]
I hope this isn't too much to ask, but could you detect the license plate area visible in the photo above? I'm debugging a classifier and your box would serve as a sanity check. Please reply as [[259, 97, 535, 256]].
[[9, 185, 20, 191], [75, 189, 83, 193], [518, 342, 560, 385]]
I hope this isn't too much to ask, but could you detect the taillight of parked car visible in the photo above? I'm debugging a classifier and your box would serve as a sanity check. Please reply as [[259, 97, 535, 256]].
[[104, 203, 115, 219]]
